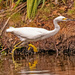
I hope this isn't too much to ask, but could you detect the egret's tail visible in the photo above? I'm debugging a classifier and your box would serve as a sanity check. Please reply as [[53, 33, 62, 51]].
[[6, 27, 14, 32]]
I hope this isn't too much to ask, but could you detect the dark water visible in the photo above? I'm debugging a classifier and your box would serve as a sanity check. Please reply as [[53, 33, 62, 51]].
[[0, 53, 75, 75]]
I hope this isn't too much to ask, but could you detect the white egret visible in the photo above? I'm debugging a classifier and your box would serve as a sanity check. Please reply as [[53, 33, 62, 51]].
[[6, 16, 75, 56]]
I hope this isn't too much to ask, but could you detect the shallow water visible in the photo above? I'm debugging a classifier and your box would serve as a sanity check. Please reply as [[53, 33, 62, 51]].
[[0, 53, 75, 75]]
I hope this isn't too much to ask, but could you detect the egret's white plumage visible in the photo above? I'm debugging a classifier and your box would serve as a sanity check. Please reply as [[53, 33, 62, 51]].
[[6, 27, 59, 41], [6, 16, 65, 42], [6, 16, 75, 55]]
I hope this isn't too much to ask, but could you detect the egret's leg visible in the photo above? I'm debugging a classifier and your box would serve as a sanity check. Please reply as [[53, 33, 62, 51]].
[[11, 41, 24, 55], [28, 44, 38, 52], [12, 47, 22, 55], [14, 41, 23, 48], [12, 48, 22, 69]]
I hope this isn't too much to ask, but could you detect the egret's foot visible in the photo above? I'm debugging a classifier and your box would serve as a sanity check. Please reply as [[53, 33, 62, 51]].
[[29, 60, 38, 70], [28, 44, 38, 52]]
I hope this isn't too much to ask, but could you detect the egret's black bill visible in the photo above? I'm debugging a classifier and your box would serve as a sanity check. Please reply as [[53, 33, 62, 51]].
[[67, 19, 75, 21]]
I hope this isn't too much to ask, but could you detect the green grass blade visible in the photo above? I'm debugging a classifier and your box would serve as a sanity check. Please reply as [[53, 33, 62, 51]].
[[62, 0, 66, 4], [6, 0, 8, 7], [38, 0, 41, 5], [42, 0, 45, 8], [32, 0, 38, 17], [13, 0, 21, 9], [0, 0, 2, 3], [27, 0, 34, 18], [74, 0, 75, 7]]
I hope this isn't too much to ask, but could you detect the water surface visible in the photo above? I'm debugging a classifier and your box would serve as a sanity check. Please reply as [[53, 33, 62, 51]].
[[0, 53, 75, 75]]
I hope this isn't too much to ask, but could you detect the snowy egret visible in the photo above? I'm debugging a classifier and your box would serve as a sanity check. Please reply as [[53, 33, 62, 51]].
[[6, 16, 75, 56]]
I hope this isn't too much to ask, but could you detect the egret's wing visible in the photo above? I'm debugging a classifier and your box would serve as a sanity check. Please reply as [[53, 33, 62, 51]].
[[13, 27, 49, 39]]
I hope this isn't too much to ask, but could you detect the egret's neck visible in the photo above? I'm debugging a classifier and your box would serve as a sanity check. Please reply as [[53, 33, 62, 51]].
[[47, 19, 60, 36], [53, 19, 60, 29], [51, 19, 60, 35], [41, 19, 60, 40]]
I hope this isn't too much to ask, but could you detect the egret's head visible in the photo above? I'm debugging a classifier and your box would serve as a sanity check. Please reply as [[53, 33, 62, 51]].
[[54, 16, 75, 22]]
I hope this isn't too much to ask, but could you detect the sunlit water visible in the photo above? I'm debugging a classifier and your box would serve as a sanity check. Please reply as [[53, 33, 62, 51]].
[[0, 53, 75, 75]]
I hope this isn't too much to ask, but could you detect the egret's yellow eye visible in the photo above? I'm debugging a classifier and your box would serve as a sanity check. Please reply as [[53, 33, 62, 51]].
[[63, 18, 67, 20]]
